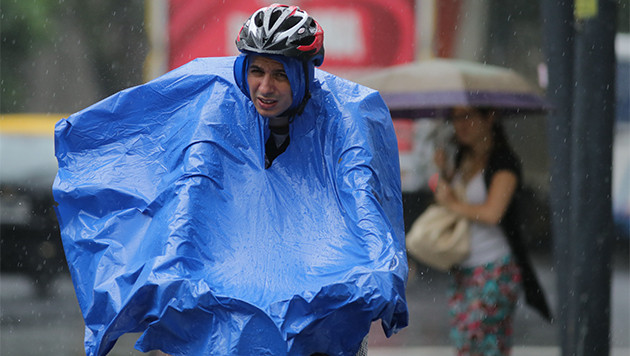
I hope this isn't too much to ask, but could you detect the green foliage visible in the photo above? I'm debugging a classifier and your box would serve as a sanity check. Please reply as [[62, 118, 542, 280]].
[[66, 0, 147, 96], [1, 0, 58, 40], [1, 0, 59, 112], [1, 0, 147, 113]]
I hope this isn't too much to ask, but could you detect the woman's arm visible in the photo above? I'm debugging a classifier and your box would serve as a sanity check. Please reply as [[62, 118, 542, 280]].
[[435, 170, 518, 225]]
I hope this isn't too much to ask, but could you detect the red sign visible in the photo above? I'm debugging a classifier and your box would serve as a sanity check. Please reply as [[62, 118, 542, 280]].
[[168, 0, 415, 74], [393, 119, 415, 153]]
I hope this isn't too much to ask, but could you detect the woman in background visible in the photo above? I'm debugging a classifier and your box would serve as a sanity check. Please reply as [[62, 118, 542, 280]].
[[433, 106, 552, 356]]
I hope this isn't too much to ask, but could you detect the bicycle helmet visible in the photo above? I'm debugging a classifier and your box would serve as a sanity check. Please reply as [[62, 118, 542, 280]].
[[236, 4, 324, 66]]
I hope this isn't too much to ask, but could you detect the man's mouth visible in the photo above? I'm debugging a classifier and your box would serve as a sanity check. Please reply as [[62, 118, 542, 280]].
[[258, 97, 277, 108]]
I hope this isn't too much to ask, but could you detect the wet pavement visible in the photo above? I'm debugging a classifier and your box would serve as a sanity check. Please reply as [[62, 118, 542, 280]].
[[367, 249, 629, 355], [1, 249, 628, 356]]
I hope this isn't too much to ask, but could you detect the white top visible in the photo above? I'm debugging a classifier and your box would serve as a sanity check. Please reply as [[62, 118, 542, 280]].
[[454, 171, 511, 267]]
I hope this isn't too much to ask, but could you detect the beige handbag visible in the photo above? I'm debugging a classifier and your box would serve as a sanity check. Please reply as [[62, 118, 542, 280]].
[[406, 184, 469, 271]]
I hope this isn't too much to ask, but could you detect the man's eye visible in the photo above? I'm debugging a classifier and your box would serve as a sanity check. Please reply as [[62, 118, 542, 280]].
[[275, 72, 288, 80]]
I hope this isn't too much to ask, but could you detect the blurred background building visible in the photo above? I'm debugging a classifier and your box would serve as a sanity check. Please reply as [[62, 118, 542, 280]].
[[1, 0, 628, 354], [3, 0, 627, 215], [2, 0, 629, 302]]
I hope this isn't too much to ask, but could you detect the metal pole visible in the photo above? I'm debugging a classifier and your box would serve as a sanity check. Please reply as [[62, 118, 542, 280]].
[[144, 0, 169, 82], [539, 1, 574, 352], [542, 0, 617, 354], [416, 0, 437, 60], [569, 0, 617, 354]]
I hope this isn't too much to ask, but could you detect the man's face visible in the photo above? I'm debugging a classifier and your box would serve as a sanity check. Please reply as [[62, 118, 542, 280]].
[[247, 56, 293, 118]]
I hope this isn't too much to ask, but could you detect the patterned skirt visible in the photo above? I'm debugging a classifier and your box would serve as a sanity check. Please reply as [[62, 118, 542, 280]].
[[448, 255, 522, 356]]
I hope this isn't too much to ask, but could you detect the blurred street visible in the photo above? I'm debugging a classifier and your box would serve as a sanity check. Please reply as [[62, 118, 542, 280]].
[[1, 248, 628, 356]]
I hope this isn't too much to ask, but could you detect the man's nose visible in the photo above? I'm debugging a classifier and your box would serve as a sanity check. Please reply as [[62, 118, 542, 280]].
[[259, 74, 275, 93]]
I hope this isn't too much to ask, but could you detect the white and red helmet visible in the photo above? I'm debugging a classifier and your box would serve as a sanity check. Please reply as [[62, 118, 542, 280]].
[[236, 4, 324, 66]]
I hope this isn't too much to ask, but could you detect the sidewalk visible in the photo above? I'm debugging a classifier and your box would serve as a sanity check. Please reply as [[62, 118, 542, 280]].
[[364, 247, 629, 354], [0, 246, 627, 356], [368, 346, 630, 356]]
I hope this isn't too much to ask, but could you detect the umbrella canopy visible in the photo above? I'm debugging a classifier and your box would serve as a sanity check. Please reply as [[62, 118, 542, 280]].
[[354, 58, 551, 118]]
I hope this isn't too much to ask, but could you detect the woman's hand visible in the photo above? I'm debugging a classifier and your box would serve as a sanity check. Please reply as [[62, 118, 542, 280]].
[[434, 178, 457, 207], [434, 170, 518, 225], [433, 148, 447, 173]]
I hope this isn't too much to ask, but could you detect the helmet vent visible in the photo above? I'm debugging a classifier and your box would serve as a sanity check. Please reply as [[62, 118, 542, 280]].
[[282, 16, 301, 30], [295, 35, 315, 47], [254, 12, 264, 27], [269, 10, 282, 28]]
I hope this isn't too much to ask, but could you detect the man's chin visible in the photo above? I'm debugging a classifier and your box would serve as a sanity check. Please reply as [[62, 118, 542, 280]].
[[255, 106, 281, 118], [257, 110, 279, 118]]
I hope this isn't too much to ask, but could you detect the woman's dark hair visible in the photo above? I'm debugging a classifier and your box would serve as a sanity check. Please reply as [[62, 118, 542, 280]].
[[479, 107, 509, 149], [452, 107, 511, 168]]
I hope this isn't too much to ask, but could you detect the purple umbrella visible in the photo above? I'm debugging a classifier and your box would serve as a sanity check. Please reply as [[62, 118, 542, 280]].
[[355, 58, 551, 118]]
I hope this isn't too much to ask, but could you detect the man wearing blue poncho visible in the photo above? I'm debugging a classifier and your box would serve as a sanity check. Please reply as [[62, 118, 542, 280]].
[[53, 4, 408, 356]]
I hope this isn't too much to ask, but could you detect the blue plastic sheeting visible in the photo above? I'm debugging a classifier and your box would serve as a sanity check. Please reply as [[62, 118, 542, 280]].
[[53, 56, 408, 356]]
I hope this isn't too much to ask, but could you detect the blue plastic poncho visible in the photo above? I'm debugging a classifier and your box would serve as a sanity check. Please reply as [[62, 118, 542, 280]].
[[53, 56, 408, 356]]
